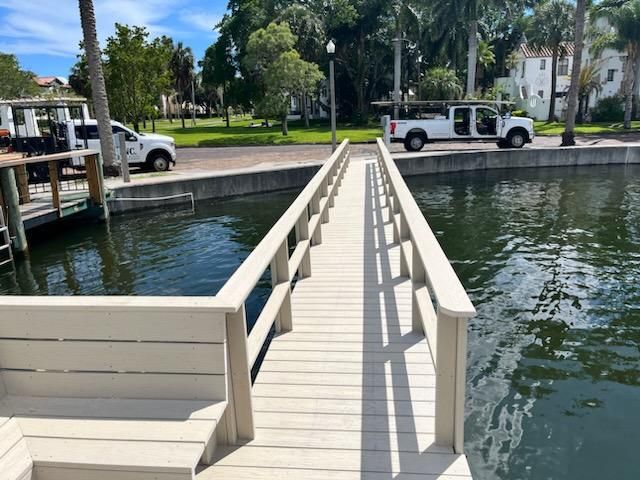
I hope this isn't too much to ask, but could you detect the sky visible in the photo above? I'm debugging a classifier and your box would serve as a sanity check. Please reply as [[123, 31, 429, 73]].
[[0, 0, 227, 80]]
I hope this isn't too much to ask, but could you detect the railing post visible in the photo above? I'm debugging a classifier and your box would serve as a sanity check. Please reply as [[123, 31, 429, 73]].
[[223, 304, 255, 444], [411, 245, 425, 333], [311, 192, 322, 245], [435, 311, 468, 454], [295, 213, 312, 278], [399, 213, 410, 277], [48, 160, 61, 214], [321, 178, 329, 224], [271, 238, 292, 332]]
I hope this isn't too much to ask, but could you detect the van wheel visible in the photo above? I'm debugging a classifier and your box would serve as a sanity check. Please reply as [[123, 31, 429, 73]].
[[404, 133, 426, 152], [507, 129, 527, 149], [147, 153, 171, 172]]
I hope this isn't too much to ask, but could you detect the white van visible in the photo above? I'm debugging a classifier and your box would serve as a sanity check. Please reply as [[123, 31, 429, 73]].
[[66, 119, 177, 172]]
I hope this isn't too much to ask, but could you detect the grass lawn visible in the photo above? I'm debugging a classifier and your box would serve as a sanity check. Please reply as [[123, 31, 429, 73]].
[[135, 116, 640, 147], [534, 120, 640, 135], [137, 116, 382, 147]]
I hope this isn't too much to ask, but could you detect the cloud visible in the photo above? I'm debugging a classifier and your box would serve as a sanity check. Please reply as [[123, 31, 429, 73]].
[[0, 0, 190, 57], [178, 11, 221, 34]]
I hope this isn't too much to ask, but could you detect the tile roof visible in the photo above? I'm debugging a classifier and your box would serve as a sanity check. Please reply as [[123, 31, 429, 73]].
[[520, 42, 575, 58]]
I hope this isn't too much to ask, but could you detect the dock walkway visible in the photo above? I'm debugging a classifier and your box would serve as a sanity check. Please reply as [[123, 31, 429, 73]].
[[202, 156, 473, 478]]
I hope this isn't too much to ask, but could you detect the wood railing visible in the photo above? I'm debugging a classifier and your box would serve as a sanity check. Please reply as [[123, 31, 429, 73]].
[[216, 139, 351, 444], [375, 138, 476, 454], [0, 149, 106, 214]]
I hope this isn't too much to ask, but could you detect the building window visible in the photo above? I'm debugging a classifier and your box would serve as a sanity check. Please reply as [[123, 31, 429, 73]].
[[521, 61, 526, 78], [558, 58, 569, 76], [538, 90, 544, 98], [540, 59, 546, 70], [607, 69, 615, 82]]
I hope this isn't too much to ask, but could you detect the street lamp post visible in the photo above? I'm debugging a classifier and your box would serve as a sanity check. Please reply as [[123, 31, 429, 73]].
[[326, 39, 337, 152]]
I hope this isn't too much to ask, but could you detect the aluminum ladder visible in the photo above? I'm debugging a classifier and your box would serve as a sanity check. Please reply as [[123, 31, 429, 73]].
[[0, 207, 14, 269]]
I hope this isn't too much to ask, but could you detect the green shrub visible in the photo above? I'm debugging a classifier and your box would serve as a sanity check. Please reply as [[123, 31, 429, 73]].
[[511, 109, 529, 117], [591, 96, 624, 122]]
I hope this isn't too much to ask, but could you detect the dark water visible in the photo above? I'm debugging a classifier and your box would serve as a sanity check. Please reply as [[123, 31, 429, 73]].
[[0, 190, 299, 324], [407, 165, 640, 480]]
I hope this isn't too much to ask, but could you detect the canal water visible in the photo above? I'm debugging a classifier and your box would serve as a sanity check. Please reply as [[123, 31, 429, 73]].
[[407, 164, 640, 480], [1, 164, 638, 479], [0, 189, 299, 324]]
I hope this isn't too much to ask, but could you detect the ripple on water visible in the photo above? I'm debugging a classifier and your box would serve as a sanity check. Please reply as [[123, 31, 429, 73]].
[[408, 164, 640, 480]]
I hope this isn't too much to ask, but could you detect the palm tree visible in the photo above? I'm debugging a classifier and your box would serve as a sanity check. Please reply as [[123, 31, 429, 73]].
[[170, 42, 195, 129], [433, 0, 480, 96], [527, 0, 575, 122], [577, 61, 603, 122], [562, 0, 587, 146], [592, 0, 640, 129], [78, 0, 117, 172], [476, 40, 496, 88], [420, 67, 463, 99]]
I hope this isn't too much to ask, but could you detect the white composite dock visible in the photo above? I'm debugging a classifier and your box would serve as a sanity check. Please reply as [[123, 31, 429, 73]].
[[0, 139, 476, 480], [202, 154, 473, 479]]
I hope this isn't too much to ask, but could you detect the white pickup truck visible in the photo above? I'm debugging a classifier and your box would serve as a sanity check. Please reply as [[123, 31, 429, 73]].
[[66, 119, 177, 171], [385, 103, 535, 151]]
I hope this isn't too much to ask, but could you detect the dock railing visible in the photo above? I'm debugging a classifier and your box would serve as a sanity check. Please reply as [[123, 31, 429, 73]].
[[215, 139, 351, 444], [375, 138, 476, 453]]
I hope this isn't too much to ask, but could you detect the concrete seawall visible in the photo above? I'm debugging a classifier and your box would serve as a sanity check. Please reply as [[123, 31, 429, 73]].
[[107, 144, 640, 214], [394, 144, 640, 177], [108, 162, 322, 214]]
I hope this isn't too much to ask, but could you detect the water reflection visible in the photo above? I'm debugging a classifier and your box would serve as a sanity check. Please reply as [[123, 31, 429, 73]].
[[407, 164, 640, 480]]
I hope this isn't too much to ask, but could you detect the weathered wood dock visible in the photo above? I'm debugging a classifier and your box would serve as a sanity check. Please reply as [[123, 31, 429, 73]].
[[0, 139, 476, 479]]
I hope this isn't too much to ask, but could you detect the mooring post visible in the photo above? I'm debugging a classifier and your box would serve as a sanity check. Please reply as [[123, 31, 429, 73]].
[[117, 133, 130, 183], [0, 167, 28, 254]]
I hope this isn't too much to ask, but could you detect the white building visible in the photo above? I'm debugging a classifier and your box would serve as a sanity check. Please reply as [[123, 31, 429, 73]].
[[495, 22, 635, 120]]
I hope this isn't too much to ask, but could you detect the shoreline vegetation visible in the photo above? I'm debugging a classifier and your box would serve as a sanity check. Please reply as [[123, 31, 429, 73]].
[[135, 116, 640, 147]]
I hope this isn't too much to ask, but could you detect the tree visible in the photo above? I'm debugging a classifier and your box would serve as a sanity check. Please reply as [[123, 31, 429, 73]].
[[246, 23, 324, 135], [103, 25, 171, 133], [562, 0, 587, 146], [202, 33, 241, 128], [78, 0, 117, 172], [527, 0, 575, 122], [69, 51, 92, 100], [0, 53, 38, 99], [576, 62, 603, 121], [419, 67, 463, 100], [169, 42, 195, 129], [592, 0, 640, 128]]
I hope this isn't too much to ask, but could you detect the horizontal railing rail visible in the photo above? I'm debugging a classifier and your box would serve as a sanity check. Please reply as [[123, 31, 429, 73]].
[[376, 138, 475, 454]]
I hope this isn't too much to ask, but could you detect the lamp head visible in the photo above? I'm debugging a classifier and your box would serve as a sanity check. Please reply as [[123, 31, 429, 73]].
[[326, 39, 336, 55]]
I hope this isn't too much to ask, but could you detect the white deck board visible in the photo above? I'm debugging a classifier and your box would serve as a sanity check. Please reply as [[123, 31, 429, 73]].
[[199, 157, 472, 479]]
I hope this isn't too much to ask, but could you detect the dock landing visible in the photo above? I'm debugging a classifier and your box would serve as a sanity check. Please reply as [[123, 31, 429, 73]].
[[199, 154, 473, 478]]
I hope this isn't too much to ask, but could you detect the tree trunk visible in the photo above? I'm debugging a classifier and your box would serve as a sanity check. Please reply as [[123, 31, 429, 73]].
[[561, 0, 585, 146], [281, 115, 288, 136], [152, 117, 156, 133], [393, 21, 402, 119], [466, 17, 479, 97], [622, 45, 639, 129], [548, 46, 559, 123], [302, 93, 310, 128], [78, 0, 118, 173], [179, 94, 185, 129], [225, 106, 230, 128], [132, 120, 139, 133], [142, 117, 146, 130]]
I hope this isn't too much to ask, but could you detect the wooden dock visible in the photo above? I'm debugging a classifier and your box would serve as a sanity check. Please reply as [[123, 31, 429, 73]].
[[200, 154, 473, 478], [0, 140, 476, 480]]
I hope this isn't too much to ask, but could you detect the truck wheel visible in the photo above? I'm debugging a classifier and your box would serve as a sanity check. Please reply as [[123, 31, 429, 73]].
[[404, 133, 426, 152], [497, 140, 509, 149], [507, 129, 527, 149], [147, 153, 171, 172]]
